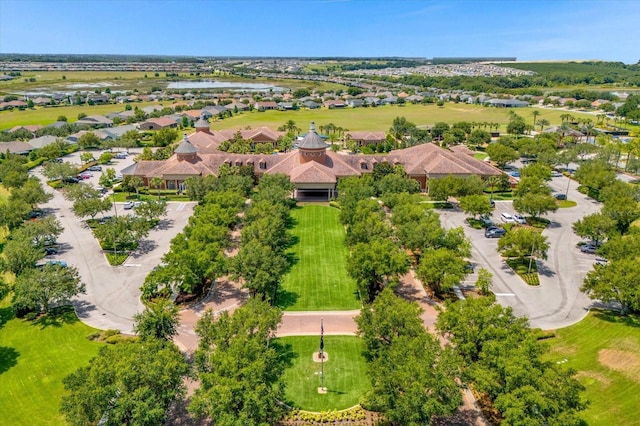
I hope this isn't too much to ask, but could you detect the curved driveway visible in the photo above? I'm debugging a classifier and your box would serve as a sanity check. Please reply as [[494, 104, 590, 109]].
[[31, 156, 196, 334], [440, 174, 602, 330]]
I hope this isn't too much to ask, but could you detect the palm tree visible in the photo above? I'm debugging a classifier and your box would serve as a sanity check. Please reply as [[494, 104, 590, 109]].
[[560, 113, 572, 123], [532, 110, 540, 130], [582, 122, 595, 144], [150, 177, 164, 199], [537, 118, 550, 132]]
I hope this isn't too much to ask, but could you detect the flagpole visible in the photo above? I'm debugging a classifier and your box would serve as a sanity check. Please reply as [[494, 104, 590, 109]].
[[320, 318, 324, 391]]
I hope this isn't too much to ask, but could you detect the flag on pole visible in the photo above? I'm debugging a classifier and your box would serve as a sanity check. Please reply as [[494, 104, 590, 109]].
[[320, 319, 324, 352]]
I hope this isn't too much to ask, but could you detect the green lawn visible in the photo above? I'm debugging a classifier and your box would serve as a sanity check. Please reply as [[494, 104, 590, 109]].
[[278, 205, 360, 311], [0, 100, 163, 130], [278, 335, 370, 412], [210, 103, 595, 133], [546, 311, 640, 426], [0, 299, 104, 426]]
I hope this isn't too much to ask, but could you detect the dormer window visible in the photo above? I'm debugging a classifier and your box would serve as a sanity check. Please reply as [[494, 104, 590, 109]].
[[235, 161, 242, 167], [360, 163, 368, 170], [259, 161, 267, 170]]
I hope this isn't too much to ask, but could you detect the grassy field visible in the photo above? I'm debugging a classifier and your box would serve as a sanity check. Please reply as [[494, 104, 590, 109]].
[[210, 103, 595, 133], [546, 311, 640, 426], [278, 205, 360, 311], [278, 335, 370, 411], [0, 299, 104, 426], [0, 100, 164, 130]]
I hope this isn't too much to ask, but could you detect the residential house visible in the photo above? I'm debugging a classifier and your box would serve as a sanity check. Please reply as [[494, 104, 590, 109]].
[[139, 117, 179, 130], [484, 99, 529, 108], [88, 94, 110, 104], [76, 115, 114, 128], [224, 101, 248, 111], [0, 100, 28, 110], [346, 99, 364, 108], [254, 101, 278, 111], [8, 125, 42, 136], [379, 96, 398, 105], [345, 131, 387, 147], [323, 99, 346, 109], [0, 141, 34, 155], [28, 135, 59, 149], [32, 97, 52, 106], [278, 102, 295, 110], [302, 100, 320, 109]]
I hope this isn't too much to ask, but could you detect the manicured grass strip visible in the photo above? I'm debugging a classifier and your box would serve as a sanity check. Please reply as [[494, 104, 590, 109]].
[[278, 335, 370, 412], [0, 299, 104, 426], [546, 311, 640, 426], [278, 205, 360, 311], [506, 258, 540, 286], [558, 200, 578, 208]]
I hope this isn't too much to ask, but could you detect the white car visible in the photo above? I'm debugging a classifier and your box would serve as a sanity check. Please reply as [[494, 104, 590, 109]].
[[513, 214, 527, 224]]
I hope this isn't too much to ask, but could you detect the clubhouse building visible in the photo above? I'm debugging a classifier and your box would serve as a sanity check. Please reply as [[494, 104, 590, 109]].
[[123, 121, 502, 199]]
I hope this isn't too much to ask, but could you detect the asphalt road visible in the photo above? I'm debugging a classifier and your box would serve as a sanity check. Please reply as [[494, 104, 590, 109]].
[[440, 174, 602, 330]]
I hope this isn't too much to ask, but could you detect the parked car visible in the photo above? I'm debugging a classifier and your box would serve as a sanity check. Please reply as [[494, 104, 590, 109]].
[[513, 214, 526, 224], [98, 215, 113, 224], [37, 260, 67, 268], [551, 170, 563, 177], [580, 244, 598, 254], [501, 212, 515, 224], [29, 210, 44, 219], [480, 215, 494, 228], [554, 193, 567, 200], [114, 152, 128, 159], [595, 258, 608, 265], [509, 171, 521, 178], [44, 246, 58, 256], [485, 227, 506, 238], [88, 165, 102, 172], [63, 177, 80, 184], [123, 201, 134, 210], [78, 172, 92, 180]]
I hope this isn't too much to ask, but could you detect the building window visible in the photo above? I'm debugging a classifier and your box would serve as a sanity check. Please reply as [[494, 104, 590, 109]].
[[360, 163, 368, 170], [259, 162, 266, 170]]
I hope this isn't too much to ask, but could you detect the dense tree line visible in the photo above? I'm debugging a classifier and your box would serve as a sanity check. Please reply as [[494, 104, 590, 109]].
[[357, 288, 462, 424], [437, 297, 586, 425], [142, 179, 247, 300], [232, 174, 294, 302]]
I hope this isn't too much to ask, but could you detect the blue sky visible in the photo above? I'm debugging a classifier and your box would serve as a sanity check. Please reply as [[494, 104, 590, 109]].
[[1, 0, 638, 63]]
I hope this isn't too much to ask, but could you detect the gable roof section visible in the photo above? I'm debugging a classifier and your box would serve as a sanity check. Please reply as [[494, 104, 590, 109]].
[[289, 161, 337, 184]]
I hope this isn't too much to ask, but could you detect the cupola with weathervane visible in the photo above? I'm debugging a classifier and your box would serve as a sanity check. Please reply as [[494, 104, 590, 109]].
[[174, 133, 198, 162], [194, 114, 211, 134], [298, 122, 328, 165]]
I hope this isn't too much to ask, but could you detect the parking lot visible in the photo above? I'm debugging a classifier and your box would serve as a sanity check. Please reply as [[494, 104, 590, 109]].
[[440, 173, 603, 330], [30, 154, 197, 333]]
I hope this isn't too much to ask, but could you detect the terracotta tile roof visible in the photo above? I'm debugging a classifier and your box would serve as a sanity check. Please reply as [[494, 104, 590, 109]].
[[345, 131, 386, 141], [448, 144, 476, 156], [289, 161, 337, 183], [125, 136, 500, 186], [187, 131, 226, 153]]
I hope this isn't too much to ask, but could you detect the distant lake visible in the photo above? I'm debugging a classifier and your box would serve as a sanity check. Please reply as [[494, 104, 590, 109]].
[[167, 80, 285, 91]]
